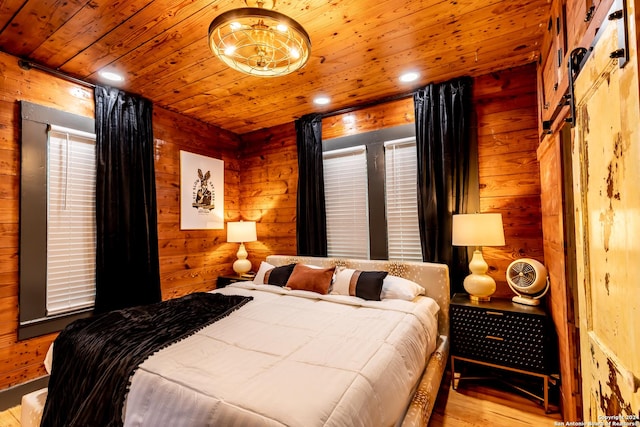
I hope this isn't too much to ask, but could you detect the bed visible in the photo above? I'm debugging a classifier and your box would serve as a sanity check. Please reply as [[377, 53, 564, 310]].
[[22, 255, 450, 427]]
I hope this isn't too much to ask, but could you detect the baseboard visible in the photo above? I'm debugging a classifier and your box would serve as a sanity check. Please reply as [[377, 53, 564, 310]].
[[0, 376, 49, 411]]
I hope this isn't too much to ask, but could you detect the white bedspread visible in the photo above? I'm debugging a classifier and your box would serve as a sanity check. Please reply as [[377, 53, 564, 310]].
[[123, 283, 439, 427]]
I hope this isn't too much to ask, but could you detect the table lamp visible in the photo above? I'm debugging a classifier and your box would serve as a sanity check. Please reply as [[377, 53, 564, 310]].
[[227, 220, 257, 276], [452, 213, 505, 302]]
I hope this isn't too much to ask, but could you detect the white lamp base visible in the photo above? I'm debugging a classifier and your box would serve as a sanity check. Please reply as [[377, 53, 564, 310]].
[[463, 249, 496, 302], [232, 242, 252, 276]]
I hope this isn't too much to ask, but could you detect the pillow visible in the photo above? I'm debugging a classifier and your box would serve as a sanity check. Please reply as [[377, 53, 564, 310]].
[[262, 263, 297, 286], [253, 261, 275, 285], [332, 268, 388, 301], [381, 275, 425, 300], [285, 264, 336, 294]]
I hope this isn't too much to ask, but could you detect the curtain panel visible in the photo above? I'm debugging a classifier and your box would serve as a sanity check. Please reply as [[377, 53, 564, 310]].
[[295, 114, 328, 256], [94, 86, 162, 313], [414, 77, 475, 292]]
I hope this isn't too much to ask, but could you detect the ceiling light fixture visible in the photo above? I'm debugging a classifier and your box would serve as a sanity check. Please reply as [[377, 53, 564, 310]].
[[208, 0, 311, 77], [313, 96, 330, 105], [399, 71, 420, 83], [98, 70, 124, 82]]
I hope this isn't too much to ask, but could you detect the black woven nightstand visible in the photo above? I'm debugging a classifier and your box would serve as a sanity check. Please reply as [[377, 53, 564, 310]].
[[216, 275, 253, 289], [450, 293, 558, 412]]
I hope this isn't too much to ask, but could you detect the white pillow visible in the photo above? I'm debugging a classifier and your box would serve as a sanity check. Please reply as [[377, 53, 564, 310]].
[[252, 261, 275, 285], [381, 275, 425, 300], [331, 267, 356, 296]]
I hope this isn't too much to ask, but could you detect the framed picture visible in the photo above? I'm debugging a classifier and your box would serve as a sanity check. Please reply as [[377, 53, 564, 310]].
[[180, 150, 224, 229]]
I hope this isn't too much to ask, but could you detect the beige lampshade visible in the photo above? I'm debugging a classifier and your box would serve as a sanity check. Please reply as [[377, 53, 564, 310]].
[[452, 213, 505, 302], [452, 213, 505, 247], [227, 221, 257, 243]]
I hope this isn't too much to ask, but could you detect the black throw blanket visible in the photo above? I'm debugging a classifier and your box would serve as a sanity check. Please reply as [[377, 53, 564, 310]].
[[41, 292, 252, 427]]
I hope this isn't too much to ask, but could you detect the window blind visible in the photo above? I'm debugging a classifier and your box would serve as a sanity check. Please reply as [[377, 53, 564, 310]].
[[384, 137, 422, 261], [46, 126, 97, 315], [323, 145, 370, 259]]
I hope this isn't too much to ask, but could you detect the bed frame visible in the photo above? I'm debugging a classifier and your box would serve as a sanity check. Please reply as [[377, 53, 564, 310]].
[[267, 255, 450, 426]]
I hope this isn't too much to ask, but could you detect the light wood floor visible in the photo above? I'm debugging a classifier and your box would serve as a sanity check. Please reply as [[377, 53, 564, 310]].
[[0, 373, 563, 427], [430, 371, 563, 426], [0, 405, 20, 427]]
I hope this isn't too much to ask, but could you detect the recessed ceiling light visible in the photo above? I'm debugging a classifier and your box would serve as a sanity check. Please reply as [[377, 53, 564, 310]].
[[99, 70, 125, 82], [399, 71, 420, 83], [313, 96, 330, 105]]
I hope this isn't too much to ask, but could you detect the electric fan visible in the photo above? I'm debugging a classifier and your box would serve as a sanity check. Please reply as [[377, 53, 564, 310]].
[[506, 258, 549, 306]]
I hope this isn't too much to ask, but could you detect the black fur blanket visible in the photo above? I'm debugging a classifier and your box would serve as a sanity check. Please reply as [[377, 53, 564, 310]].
[[40, 292, 252, 427]]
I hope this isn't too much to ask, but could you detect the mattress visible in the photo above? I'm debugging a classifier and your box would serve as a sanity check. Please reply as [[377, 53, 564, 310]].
[[122, 282, 440, 427]]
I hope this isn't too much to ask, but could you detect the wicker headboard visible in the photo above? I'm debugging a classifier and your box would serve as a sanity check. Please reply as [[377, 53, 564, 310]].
[[266, 255, 450, 338]]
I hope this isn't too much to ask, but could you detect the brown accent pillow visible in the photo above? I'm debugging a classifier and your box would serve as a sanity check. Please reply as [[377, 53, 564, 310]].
[[285, 264, 336, 295]]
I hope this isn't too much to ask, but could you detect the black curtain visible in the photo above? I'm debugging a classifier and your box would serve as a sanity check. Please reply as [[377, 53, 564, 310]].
[[414, 77, 474, 292], [295, 113, 327, 256], [94, 85, 161, 313]]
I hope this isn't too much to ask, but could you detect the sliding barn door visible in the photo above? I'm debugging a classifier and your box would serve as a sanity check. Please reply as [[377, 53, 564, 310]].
[[571, 0, 640, 420]]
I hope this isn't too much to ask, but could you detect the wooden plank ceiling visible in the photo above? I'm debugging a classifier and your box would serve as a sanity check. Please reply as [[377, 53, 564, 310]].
[[0, 0, 550, 135]]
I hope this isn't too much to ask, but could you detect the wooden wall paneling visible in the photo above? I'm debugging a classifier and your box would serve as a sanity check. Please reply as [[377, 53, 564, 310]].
[[0, 49, 242, 391], [474, 64, 544, 298], [239, 123, 299, 270], [152, 106, 241, 297], [321, 97, 415, 140]]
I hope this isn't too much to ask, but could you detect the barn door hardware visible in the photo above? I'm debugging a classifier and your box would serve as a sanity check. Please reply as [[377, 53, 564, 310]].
[[566, 0, 629, 127], [607, 0, 629, 69], [584, 0, 595, 22], [566, 47, 588, 127]]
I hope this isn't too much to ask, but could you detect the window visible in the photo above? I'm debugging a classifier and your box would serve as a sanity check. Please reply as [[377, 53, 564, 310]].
[[323, 146, 370, 259], [19, 101, 96, 340], [384, 138, 422, 261], [322, 124, 422, 261], [46, 126, 96, 315]]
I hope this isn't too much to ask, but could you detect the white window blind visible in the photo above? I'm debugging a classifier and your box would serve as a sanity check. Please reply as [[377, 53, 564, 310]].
[[384, 137, 422, 261], [46, 125, 97, 315], [323, 145, 370, 259]]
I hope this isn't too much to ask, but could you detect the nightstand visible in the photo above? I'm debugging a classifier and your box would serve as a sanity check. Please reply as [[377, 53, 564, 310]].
[[450, 293, 558, 412], [216, 275, 253, 288]]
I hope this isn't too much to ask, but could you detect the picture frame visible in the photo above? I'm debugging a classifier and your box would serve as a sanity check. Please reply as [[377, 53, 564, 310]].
[[180, 150, 224, 230]]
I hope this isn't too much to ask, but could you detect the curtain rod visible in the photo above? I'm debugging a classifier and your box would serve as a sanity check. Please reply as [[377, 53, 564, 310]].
[[320, 89, 417, 119], [18, 59, 96, 89]]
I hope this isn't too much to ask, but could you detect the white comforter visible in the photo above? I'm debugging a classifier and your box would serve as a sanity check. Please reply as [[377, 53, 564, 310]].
[[123, 283, 439, 427]]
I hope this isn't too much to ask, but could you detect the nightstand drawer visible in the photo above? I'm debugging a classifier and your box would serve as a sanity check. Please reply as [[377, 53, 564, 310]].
[[450, 294, 556, 374], [452, 306, 547, 371]]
